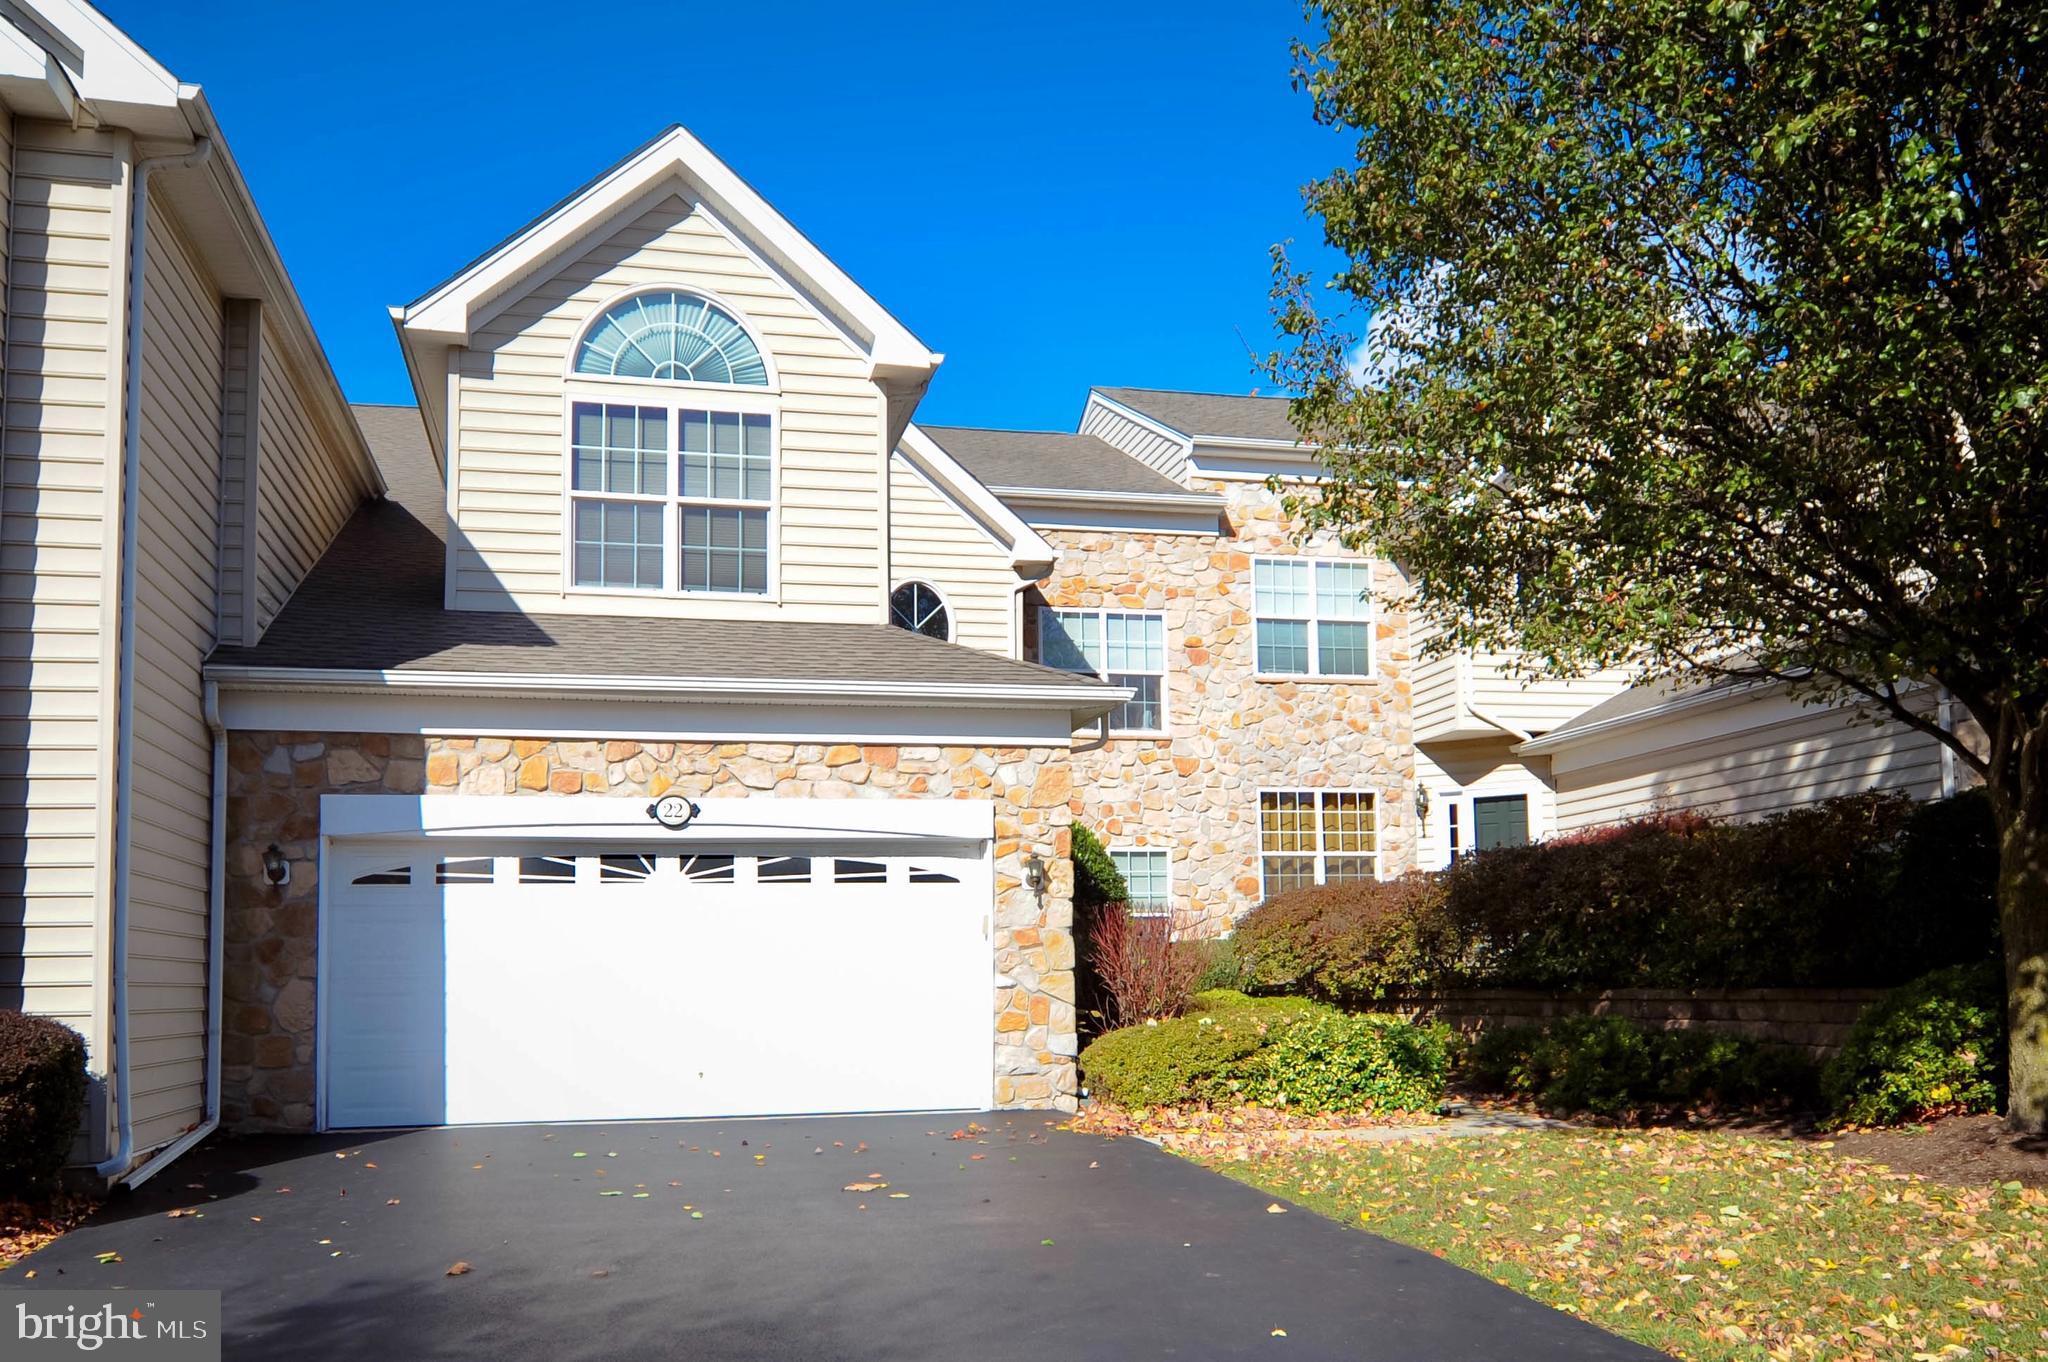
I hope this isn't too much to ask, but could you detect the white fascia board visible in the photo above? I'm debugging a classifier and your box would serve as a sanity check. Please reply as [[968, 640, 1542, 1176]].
[[18, 0, 178, 113], [989, 485, 1225, 513], [402, 125, 938, 378], [896, 425, 1056, 567], [0, 12, 78, 120], [992, 486, 1226, 537], [1517, 675, 1783, 758], [322, 793, 995, 847], [222, 688, 1091, 747], [1186, 447, 1325, 483]]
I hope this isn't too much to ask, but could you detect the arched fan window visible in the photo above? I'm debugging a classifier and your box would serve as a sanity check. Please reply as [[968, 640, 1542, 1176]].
[[574, 291, 770, 386], [889, 582, 950, 641]]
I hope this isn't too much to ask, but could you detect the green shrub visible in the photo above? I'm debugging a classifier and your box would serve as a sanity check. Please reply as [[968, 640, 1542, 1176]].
[[1080, 990, 1450, 1113], [0, 1011, 87, 1195], [1070, 823, 1127, 909], [1192, 935, 1245, 993], [1234, 873, 1453, 1004], [1461, 1016, 1815, 1118], [1822, 963, 2005, 1127], [1238, 1012, 1453, 1112]]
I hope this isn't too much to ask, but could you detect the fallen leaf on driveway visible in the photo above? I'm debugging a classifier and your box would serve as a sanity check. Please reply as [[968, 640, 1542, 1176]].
[[167, 1208, 198, 1218], [572, 1152, 587, 1159], [386, 1199, 401, 1206], [970, 1155, 985, 1161], [843, 1182, 887, 1192], [94, 1252, 121, 1265], [689, 1211, 704, 1220], [1271, 1328, 1288, 1338], [888, 1193, 909, 1199], [1266, 1204, 1287, 1215], [590, 1268, 608, 1278], [364, 1162, 377, 1169], [1041, 1239, 1055, 1246], [599, 1191, 623, 1197], [445, 1261, 471, 1276], [632, 1193, 651, 1199]]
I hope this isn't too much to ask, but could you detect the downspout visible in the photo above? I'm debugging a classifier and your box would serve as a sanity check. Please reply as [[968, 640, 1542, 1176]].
[[1937, 686, 1958, 798], [121, 681, 226, 1188], [96, 136, 215, 1183]]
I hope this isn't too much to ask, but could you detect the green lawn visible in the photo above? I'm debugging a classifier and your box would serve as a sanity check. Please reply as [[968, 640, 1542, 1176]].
[[1197, 1129, 2047, 1362]]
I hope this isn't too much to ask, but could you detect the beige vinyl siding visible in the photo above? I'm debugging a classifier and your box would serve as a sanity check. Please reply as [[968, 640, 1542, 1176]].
[[213, 298, 258, 644], [1413, 738, 1555, 869], [0, 122, 123, 1072], [1551, 694, 1948, 832], [453, 195, 883, 619], [888, 452, 1017, 655], [127, 199, 222, 1150], [252, 311, 359, 634], [1467, 654, 1631, 736], [1082, 396, 1187, 481], [1407, 613, 1464, 740]]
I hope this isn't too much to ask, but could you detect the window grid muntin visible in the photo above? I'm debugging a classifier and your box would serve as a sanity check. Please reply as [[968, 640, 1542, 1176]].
[[1252, 557, 1376, 678], [1258, 789, 1379, 895], [564, 397, 775, 598], [574, 290, 771, 387], [1039, 606, 1168, 733], [890, 581, 951, 641], [1109, 848, 1171, 917]]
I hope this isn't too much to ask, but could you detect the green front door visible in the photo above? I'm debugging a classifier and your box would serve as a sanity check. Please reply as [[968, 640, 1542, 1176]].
[[1472, 795, 1530, 851]]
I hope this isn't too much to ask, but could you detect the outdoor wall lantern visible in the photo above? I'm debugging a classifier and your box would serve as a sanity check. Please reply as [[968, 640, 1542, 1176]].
[[1414, 787, 1431, 822], [261, 843, 291, 887], [1023, 853, 1048, 894]]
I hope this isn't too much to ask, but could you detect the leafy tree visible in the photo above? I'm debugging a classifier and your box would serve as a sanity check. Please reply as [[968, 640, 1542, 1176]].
[[1270, 0, 2048, 1127]]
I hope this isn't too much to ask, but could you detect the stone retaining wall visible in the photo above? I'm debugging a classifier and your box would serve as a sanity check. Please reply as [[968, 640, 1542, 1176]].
[[1379, 987, 1886, 1060], [223, 731, 1077, 1132]]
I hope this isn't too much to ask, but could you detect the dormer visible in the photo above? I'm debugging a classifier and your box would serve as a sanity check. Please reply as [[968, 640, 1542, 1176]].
[[390, 126, 941, 621]]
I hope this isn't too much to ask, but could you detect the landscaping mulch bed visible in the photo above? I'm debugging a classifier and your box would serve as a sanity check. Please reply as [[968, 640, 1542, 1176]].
[[1069, 1101, 1444, 1158], [0, 1194, 95, 1272], [1820, 1114, 2048, 1189]]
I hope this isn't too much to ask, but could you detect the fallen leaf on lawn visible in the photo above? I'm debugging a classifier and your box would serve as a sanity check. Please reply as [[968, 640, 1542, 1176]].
[[1266, 1204, 1287, 1215], [94, 1252, 121, 1265], [445, 1261, 471, 1276], [843, 1182, 888, 1192]]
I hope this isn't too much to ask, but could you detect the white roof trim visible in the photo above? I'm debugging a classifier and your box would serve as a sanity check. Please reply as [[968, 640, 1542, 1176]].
[[205, 663, 1128, 714], [897, 425, 1056, 568], [985, 484, 1225, 513], [1516, 675, 1777, 755], [401, 125, 938, 380]]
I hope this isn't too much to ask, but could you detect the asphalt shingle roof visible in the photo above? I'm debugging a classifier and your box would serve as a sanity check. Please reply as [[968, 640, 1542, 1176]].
[[918, 425, 1194, 498], [206, 405, 1114, 696], [1093, 386, 1301, 445]]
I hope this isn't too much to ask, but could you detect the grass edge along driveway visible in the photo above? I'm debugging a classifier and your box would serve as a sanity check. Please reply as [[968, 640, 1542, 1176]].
[[1197, 1128, 2047, 1362]]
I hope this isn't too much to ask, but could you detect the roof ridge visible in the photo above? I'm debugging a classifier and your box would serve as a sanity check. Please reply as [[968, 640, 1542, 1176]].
[[1096, 384, 1292, 401]]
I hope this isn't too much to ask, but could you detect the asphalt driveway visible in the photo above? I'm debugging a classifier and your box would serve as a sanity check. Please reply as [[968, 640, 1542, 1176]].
[[10, 1114, 1661, 1360]]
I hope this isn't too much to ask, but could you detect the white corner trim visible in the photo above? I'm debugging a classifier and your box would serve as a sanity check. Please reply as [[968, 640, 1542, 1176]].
[[402, 126, 936, 376], [320, 793, 994, 846]]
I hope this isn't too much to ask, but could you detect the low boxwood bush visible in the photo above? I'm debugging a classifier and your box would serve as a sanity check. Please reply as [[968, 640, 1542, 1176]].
[[0, 1011, 88, 1195], [1821, 963, 2005, 1127], [1461, 1015, 1816, 1119], [1080, 989, 1451, 1113]]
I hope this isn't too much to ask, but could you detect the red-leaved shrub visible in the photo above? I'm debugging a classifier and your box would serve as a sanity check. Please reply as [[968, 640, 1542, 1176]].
[[1078, 904, 1206, 1030]]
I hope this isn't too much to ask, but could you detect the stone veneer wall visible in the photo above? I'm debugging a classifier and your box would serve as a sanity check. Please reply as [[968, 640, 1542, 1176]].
[[1033, 478, 1415, 936], [223, 732, 1076, 1132]]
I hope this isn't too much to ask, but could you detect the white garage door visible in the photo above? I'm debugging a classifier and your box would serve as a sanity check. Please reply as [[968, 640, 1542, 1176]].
[[322, 841, 992, 1128]]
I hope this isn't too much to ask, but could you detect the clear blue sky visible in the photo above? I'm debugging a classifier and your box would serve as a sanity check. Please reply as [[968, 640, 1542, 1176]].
[[100, 1, 1352, 430]]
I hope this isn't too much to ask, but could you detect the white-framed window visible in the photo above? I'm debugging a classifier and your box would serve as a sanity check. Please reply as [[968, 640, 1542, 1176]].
[[1252, 557, 1374, 678], [890, 581, 952, 642], [574, 290, 770, 386], [566, 400, 773, 595], [1258, 789, 1379, 895], [1109, 848, 1171, 917], [1038, 607, 1166, 733]]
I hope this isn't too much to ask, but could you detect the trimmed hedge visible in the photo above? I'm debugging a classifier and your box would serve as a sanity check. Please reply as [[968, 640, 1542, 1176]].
[[0, 1011, 87, 1195], [1231, 791, 1998, 1002], [1822, 963, 2005, 1127], [1070, 822, 1127, 909], [1079, 990, 1452, 1113], [1461, 1015, 1817, 1119]]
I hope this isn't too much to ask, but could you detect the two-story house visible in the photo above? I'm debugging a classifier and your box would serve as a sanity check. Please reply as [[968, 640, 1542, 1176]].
[[1, 2, 1971, 1186]]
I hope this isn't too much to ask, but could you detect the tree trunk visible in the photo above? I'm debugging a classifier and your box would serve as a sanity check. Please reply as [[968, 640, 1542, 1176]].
[[2001, 813, 2048, 1131], [1997, 713, 2048, 1131]]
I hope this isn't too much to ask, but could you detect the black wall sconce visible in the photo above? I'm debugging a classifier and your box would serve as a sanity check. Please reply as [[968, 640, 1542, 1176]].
[[261, 843, 291, 887], [1022, 853, 1047, 895]]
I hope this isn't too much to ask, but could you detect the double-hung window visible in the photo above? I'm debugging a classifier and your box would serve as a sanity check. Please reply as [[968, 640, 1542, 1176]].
[[1252, 558, 1374, 677], [1039, 607, 1166, 733], [1258, 790, 1378, 894], [567, 402, 772, 595], [1109, 848, 1171, 917]]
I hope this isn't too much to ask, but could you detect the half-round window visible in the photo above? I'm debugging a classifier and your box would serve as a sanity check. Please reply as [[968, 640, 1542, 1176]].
[[574, 291, 770, 386], [889, 582, 950, 642]]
